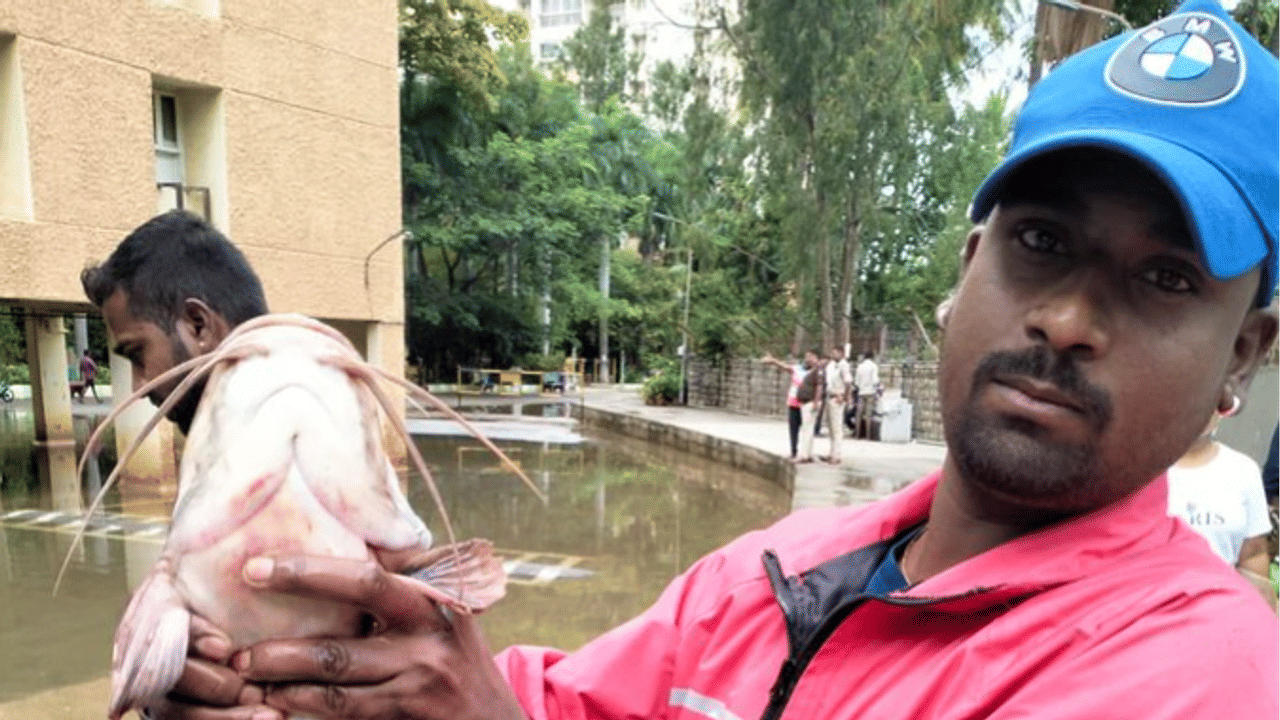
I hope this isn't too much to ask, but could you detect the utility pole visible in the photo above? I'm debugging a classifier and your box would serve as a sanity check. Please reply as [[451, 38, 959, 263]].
[[598, 235, 611, 384], [679, 246, 693, 405]]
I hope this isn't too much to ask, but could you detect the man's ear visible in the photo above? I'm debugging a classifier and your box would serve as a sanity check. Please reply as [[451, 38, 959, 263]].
[[960, 225, 983, 274], [937, 226, 985, 329], [1225, 306, 1279, 404], [178, 299, 231, 354]]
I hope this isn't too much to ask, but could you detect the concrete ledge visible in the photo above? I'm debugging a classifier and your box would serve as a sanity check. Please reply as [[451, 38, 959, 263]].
[[573, 403, 795, 493], [4, 384, 115, 401]]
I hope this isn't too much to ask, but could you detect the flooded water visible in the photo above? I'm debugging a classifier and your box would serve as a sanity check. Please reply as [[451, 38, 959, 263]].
[[0, 402, 789, 716]]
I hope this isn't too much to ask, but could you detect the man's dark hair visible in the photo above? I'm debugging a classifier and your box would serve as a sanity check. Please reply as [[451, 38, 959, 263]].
[[81, 210, 268, 330], [863, 351, 874, 360]]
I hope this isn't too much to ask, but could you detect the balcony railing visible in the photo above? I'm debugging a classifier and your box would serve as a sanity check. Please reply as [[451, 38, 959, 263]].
[[156, 182, 211, 221]]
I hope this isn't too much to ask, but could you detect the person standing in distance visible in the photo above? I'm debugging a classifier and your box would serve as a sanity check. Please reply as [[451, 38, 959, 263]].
[[853, 350, 879, 439], [822, 345, 853, 462]]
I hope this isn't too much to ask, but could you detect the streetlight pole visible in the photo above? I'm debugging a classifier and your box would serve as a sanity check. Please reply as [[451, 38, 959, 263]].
[[652, 213, 698, 406], [679, 245, 693, 405]]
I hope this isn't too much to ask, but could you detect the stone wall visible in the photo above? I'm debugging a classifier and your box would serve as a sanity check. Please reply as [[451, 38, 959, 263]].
[[687, 357, 944, 443], [687, 356, 791, 417], [689, 352, 1280, 451], [884, 362, 942, 443], [572, 402, 794, 492]]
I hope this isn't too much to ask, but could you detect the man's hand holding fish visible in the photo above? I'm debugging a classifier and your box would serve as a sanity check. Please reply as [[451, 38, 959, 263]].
[[237, 554, 525, 720]]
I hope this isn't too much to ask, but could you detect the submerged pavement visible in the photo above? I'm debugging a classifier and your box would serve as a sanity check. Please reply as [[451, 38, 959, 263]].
[[578, 387, 947, 512]]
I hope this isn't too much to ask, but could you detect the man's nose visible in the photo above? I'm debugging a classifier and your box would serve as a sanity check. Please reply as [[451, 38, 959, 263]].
[[1024, 274, 1112, 360]]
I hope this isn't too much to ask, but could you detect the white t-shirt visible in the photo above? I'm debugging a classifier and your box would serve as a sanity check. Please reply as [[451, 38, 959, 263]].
[[1166, 442, 1271, 566], [825, 359, 852, 398], [854, 358, 879, 396]]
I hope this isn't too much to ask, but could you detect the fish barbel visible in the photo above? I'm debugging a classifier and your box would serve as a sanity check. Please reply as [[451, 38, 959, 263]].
[[60, 314, 542, 719]]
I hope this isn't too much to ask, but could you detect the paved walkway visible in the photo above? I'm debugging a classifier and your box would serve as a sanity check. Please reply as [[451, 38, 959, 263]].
[[579, 387, 947, 511]]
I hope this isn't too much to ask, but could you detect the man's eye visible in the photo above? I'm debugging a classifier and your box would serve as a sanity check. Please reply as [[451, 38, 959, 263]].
[[1015, 227, 1064, 255], [1140, 266, 1196, 293]]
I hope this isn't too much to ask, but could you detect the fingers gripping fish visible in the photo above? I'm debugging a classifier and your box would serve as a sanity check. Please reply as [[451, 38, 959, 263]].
[[59, 314, 543, 719]]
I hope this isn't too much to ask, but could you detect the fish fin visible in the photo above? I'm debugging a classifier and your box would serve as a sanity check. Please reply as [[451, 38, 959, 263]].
[[110, 561, 191, 718], [399, 539, 507, 613]]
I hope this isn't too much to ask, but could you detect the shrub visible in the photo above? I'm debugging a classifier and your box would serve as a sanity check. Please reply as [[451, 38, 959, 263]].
[[2, 364, 29, 385], [518, 352, 567, 371], [641, 368, 682, 406]]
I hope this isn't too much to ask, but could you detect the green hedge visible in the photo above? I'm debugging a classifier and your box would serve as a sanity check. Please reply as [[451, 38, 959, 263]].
[[641, 369, 682, 406]]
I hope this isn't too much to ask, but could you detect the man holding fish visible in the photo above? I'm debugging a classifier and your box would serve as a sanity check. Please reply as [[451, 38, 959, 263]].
[[93, 1, 1277, 718]]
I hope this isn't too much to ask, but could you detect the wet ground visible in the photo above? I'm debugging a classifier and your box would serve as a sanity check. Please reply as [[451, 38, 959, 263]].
[[0, 400, 789, 716]]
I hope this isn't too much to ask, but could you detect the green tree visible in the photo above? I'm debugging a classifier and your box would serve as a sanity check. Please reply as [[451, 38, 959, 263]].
[[401, 44, 659, 379], [561, 0, 639, 112], [399, 0, 528, 108], [858, 95, 1010, 341], [727, 0, 1006, 351]]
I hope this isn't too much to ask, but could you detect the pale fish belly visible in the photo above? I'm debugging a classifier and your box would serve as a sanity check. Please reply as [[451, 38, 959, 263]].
[[174, 462, 373, 647]]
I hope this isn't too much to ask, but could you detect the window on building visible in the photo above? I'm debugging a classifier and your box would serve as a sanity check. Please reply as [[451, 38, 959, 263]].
[[153, 92, 183, 186], [540, 42, 563, 60], [152, 84, 223, 224], [540, 0, 582, 27]]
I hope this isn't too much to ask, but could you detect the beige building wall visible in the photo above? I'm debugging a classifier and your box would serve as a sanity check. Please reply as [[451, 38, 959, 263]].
[[0, 0, 404, 374]]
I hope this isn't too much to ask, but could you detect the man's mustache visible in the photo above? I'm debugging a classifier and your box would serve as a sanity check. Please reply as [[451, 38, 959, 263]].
[[971, 347, 1113, 431]]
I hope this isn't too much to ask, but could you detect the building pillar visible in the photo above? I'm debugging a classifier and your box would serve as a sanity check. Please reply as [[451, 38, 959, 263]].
[[25, 311, 74, 444], [108, 353, 180, 519], [72, 314, 88, 360], [110, 351, 173, 591], [368, 320, 408, 474]]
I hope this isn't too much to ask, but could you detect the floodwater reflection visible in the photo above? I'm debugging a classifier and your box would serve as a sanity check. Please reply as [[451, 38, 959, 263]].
[[408, 432, 790, 651], [0, 407, 130, 707], [0, 407, 789, 714]]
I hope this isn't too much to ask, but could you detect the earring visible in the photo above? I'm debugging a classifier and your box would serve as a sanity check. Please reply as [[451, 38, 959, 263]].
[[1218, 394, 1241, 419]]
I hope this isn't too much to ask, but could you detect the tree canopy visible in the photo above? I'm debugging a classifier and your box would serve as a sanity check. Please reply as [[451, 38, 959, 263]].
[[399, 0, 1025, 379]]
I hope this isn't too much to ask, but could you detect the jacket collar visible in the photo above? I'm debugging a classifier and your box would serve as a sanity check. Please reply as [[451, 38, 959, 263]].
[[849, 469, 1174, 609]]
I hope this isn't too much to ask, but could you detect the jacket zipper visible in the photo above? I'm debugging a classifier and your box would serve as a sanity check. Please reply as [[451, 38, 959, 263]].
[[758, 596, 865, 720], [757, 549, 987, 720]]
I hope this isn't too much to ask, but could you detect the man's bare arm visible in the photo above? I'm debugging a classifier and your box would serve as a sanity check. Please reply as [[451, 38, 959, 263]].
[[759, 353, 791, 372], [1236, 534, 1276, 611]]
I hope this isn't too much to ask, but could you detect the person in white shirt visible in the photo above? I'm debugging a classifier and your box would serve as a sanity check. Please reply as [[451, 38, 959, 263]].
[[822, 346, 853, 463], [853, 351, 879, 439], [1167, 407, 1275, 609]]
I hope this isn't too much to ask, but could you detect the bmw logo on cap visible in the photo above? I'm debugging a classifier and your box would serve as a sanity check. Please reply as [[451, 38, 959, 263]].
[[1106, 11, 1246, 106]]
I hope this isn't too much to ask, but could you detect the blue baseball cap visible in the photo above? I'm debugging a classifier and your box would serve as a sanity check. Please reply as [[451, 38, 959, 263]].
[[970, 0, 1279, 306]]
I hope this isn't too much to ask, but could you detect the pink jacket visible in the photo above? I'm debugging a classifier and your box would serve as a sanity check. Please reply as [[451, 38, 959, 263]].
[[496, 470, 1278, 719]]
